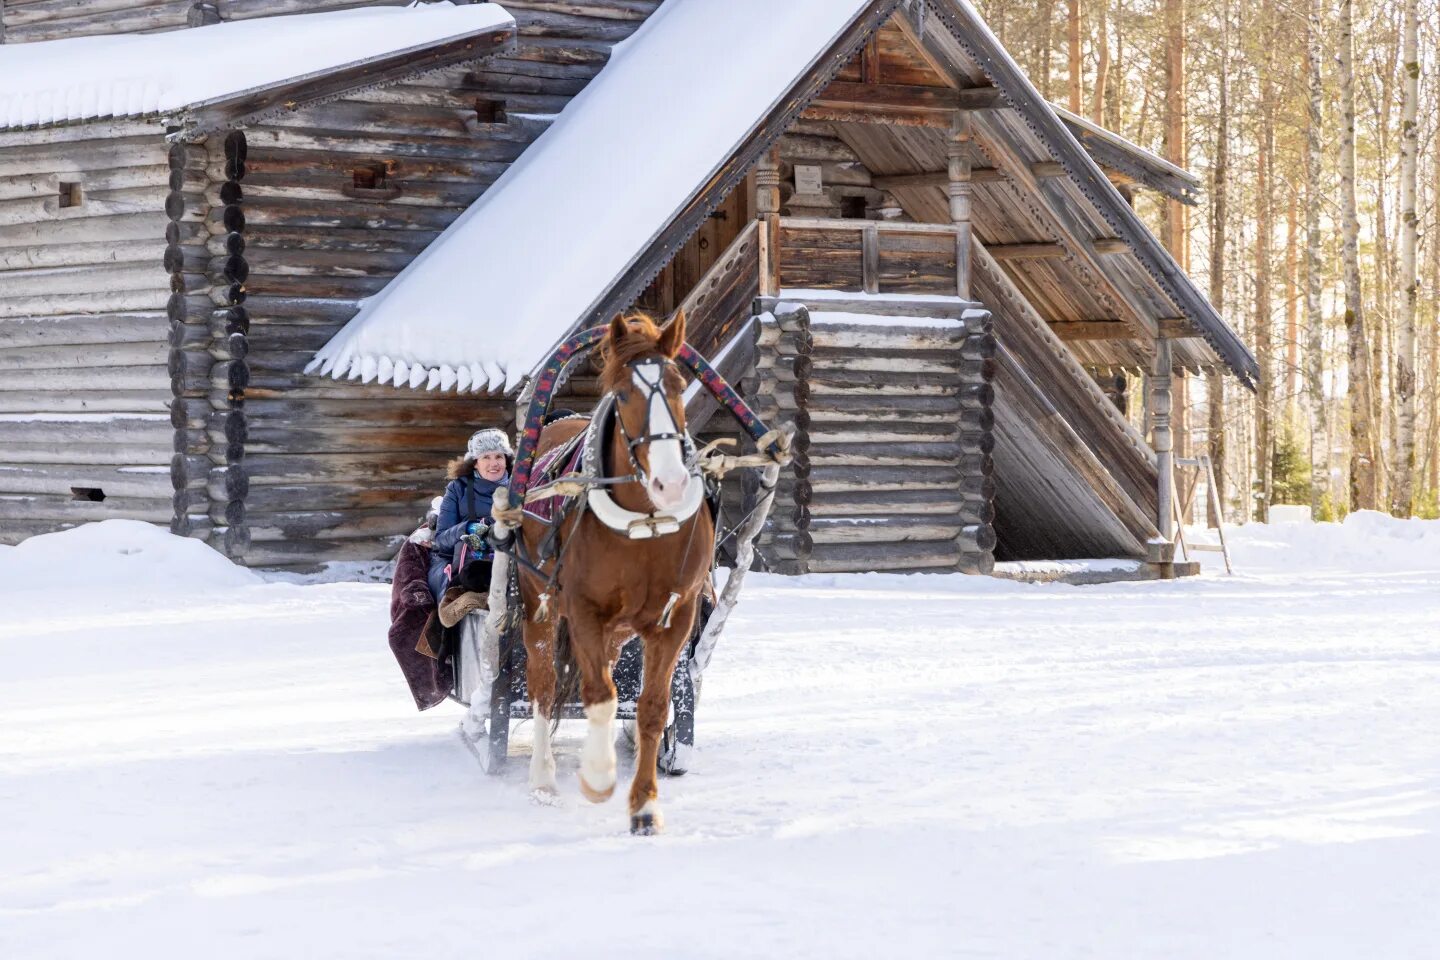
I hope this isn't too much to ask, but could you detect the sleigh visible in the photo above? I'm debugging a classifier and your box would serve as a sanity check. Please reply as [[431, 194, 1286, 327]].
[[447, 320, 790, 778]]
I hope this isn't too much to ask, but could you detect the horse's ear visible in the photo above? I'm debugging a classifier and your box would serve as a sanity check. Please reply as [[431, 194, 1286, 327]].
[[608, 312, 628, 344], [658, 309, 686, 357]]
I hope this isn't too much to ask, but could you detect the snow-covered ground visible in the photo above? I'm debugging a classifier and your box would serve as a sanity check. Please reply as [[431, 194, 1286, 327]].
[[2, 516, 1437, 958]]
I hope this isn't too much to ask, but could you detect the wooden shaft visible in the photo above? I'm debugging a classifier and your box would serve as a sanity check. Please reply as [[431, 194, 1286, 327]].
[[949, 112, 973, 300], [1150, 337, 1175, 545], [755, 147, 781, 297]]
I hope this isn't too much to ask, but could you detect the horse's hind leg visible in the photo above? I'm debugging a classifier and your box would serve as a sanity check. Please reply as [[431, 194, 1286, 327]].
[[566, 601, 622, 803], [521, 615, 558, 796], [629, 597, 698, 835]]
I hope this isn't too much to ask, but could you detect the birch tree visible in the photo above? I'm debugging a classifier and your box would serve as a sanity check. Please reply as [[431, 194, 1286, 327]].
[[1392, 0, 1419, 514], [1304, 0, 1330, 515], [1340, 0, 1378, 510]]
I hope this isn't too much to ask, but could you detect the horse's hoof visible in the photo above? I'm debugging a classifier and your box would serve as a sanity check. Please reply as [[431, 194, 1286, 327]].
[[530, 785, 560, 806], [629, 800, 664, 835], [578, 777, 616, 804]]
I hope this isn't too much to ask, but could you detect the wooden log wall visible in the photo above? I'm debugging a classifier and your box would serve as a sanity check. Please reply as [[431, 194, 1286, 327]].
[[204, 0, 658, 566], [748, 306, 813, 575], [749, 300, 997, 575], [0, 121, 176, 543]]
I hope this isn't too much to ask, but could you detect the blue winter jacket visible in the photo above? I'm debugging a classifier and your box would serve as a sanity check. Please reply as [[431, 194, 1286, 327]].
[[427, 473, 508, 601]]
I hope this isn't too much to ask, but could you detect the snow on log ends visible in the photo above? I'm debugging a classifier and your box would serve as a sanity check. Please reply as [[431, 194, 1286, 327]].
[[0, 4, 513, 130], [307, 0, 872, 395]]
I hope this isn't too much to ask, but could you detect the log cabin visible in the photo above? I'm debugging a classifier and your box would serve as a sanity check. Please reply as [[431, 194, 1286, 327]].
[[1, 0, 1257, 578]]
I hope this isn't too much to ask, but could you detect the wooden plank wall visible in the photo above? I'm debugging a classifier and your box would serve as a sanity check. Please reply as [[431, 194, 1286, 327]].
[[210, 0, 659, 566], [0, 121, 177, 543]]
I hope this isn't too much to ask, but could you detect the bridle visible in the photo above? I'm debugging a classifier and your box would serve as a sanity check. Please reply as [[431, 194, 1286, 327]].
[[611, 357, 695, 487]]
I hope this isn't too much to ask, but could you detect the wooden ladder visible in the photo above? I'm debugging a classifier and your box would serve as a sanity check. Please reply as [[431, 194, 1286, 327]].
[[1170, 454, 1233, 574]]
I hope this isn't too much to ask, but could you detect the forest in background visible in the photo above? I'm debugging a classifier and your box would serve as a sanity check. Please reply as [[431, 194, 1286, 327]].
[[977, 0, 1439, 521]]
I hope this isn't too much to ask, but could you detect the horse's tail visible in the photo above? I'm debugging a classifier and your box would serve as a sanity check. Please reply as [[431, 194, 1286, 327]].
[[550, 617, 581, 735]]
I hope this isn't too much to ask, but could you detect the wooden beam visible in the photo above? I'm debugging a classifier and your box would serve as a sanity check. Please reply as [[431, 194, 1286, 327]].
[[812, 80, 961, 113], [1159, 317, 1198, 338], [1093, 238, 1131, 255], [871, 168, 1004, 190], [800, 105, 953, 129], [1048, 322, 1143, 341], [985, 242, 1066, 261], [955, 86, 1007, 109], [1047, 318, 1196, 340]]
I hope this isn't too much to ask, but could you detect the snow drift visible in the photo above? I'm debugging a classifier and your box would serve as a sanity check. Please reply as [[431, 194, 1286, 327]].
[[0, 519, 259, 593]]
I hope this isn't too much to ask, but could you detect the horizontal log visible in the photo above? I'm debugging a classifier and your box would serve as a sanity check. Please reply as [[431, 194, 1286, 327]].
[[0, 289, 171, 321], [803, 541, 962, 573], [0, 137, 166, 180], [0, 212, 181, 250], [807, 440, 987, 467], [0, 493, 171, 523], [0, 311, 167, 348], [0, 390, 169, 416], [806, 517, 965, 545], [0, 365, 169, 392], [804, 464, 980, 494], [234, 536, 402, 569], [0, 340, 168, 371], [245, 508, 423, 543], [0, 462, 173, 498], [799, 489, 974, 517], [0, 440, 173, 465]]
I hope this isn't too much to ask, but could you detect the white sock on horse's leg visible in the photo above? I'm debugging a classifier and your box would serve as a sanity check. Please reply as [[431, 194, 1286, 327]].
[[529, 700, 557, 795], [578, 698, 618, 803]]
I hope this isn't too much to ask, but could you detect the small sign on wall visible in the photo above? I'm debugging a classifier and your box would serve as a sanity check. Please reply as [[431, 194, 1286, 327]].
[[794, 164, 824, 196]]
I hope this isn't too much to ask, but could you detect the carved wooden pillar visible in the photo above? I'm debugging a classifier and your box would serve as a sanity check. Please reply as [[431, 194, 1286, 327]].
[[949, 112, 973, 299], [1149, 337, 1176, 561], [755, 147, 782, 297]]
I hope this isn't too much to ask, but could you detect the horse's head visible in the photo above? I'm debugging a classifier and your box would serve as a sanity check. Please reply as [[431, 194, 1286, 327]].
[[600, 310, 692, 512]]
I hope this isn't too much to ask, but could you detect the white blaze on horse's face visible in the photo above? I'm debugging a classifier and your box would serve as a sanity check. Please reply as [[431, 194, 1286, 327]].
[[632, 359, 691, 513]]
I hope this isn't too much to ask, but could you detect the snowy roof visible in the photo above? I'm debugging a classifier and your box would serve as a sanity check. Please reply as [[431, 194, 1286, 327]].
[[308, 0, 874, 394], [0, 3, 515, 133]]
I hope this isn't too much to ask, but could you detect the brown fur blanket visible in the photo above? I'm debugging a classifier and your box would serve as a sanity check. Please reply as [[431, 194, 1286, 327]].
[[388, 537, 451, 710]]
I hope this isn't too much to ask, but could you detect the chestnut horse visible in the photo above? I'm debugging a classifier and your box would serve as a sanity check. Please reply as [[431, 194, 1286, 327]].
[[517, 310, 714, 834]]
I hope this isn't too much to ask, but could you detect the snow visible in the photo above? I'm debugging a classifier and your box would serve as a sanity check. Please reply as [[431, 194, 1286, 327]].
[[0, 3, 513, 130], [308, 0, 874, 394], [806, 310, 961, 328], [2, 515, 1437, 957], [782, 287, 973, 303]]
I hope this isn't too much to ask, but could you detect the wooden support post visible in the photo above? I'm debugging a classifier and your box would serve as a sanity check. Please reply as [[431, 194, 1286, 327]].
[[1149, 337, 1176, 564], [755, 147, 782, 297], [949, 112, 973, 300], [861, 223, 879, 295]]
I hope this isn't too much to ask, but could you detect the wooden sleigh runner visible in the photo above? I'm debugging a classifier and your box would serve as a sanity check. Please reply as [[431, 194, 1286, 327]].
[[447, 317, 792, 783]]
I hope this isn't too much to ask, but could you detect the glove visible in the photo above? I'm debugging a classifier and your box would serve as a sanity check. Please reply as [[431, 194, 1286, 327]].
[[462, 533, 485, 551], [465, 521, 487, 536]]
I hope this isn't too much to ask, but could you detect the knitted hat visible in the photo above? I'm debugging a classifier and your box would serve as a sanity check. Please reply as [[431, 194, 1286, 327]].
[[466, 427, 514, 461]]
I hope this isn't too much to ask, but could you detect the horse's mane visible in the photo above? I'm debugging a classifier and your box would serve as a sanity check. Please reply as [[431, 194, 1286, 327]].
[[598, 313, 664, 391]]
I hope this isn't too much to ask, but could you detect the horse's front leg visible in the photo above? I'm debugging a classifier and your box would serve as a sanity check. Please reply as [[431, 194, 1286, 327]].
[[565, 601, 623, 803], [520, 613, 559, 797], [629, 596, 699, 835]]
